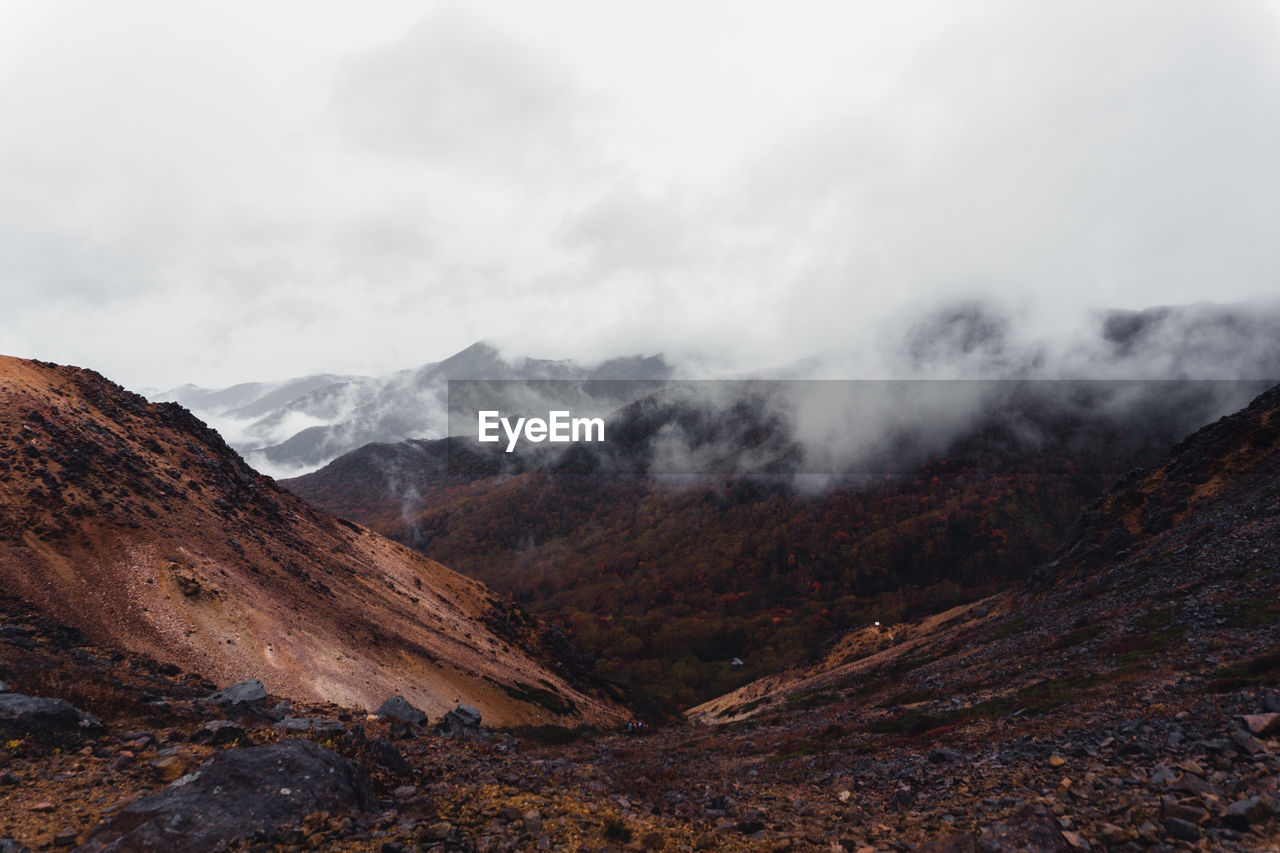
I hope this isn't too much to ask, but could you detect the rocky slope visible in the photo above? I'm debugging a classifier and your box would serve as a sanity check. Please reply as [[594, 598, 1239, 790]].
[[0, 356, 623, 727], [675, 381, 1280, 848]]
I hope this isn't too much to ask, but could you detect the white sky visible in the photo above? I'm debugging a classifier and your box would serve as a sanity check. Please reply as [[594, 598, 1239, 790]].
[[2, 1, 1280, 388]]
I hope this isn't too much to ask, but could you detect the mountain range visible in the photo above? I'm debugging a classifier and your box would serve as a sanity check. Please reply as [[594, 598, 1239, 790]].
[[153, 301, 1280, 482], [153, 342, 671, 478], [1, 347, 1277, 850]]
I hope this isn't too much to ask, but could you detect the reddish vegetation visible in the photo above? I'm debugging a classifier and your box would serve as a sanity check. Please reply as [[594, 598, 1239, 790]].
[[0, 357, 623, 726], [287, 409, 1175, 711]]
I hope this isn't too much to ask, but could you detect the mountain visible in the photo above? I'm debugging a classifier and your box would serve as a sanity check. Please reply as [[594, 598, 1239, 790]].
[[0, 356, 624, 726], [153, 301, 1280, 480], [687, 377, 1280, 740], [285, 377, 1271, 712], [153, 342, 672, 478], [4, 369, 1277, 852]]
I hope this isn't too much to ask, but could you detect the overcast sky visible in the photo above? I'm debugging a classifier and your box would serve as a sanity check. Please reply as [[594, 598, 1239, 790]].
[[2, 1, 1280, 389]]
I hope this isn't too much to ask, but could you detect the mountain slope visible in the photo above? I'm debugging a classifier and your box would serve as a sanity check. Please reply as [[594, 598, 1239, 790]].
[[690, 379, 1280, 724], [0, 356, 624, 726], [286, 379, 1266, 710]]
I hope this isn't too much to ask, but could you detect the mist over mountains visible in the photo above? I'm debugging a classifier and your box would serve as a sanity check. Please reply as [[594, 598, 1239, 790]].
[[155, 342, 672, 478], [156, 300, 1280, 479]]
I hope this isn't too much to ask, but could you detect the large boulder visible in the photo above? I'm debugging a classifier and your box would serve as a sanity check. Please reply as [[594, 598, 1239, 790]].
[[206, 679, 267, 708], [442, 704, 481, 735], [0, 693, 103, 747], [80, 739, 373, 851], [374, 695, 426, 724], [273, 716, 346, 734]]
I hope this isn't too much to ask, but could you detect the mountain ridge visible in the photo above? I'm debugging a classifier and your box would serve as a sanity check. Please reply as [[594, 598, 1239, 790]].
[[0, 355, 624, 726]]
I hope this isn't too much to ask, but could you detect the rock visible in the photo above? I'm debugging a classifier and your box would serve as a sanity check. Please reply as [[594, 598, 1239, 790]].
[[1098, 822, 1131, 845], [0, 840, 31, 853], [915, 832, 977, 852], [0, 680, 7, 692], [928, 748, 963, 764], [191, 720, 246, 746], [82, 739, 373, 851], [1167, 772, 1217, 796], [1220, 795, 1276, 830], [442, 704, 481, 734], [273, 716, 346, 734], [1162, 817, 1200, 842], [974, 812, 1073, 851], [148, 755, 196, 784], [270, 700, 293, 717], [0, 693, 104, 746], [1241, 713, 1280, 737], [1229, 728, 1268, 756], [1175, 759, 1205, 777], [888, 788, 915, 810], [424, 822, 452, 842], [1160, 799, 1208, 824], [374, 696, 426, 724], [362, 738, 413, 778], [1059, 830, 1090, 852], [0, 771, 17, 785], [1048, 755, 1066, 768], [121, 730, 157, 750], [52, 829, 77, 848], [207, 679, 267, 707]]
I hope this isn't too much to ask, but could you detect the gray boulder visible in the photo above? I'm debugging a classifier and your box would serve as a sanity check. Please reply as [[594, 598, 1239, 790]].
[[274, 717, 346, 734], [190, 720, 246, 746], [0, 692, 104, 747], [374, 695, 426, 724], [442, 704, 482, 735], [207, 679, 267, 707], [80, 739, 372, 852]]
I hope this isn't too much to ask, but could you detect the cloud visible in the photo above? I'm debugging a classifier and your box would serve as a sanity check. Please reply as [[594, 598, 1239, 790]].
[[2, 1, 1280, 390], [334, 7, 584, 175]]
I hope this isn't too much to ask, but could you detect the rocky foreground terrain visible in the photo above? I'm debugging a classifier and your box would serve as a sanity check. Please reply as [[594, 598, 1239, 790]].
[[0, 581, 1277, 852]]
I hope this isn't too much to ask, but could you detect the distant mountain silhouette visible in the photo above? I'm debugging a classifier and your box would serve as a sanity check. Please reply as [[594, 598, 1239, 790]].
[[155, 342, 672, 476]]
